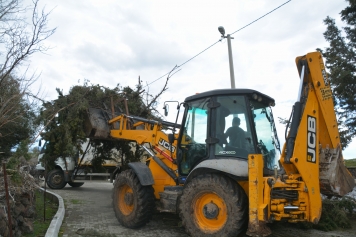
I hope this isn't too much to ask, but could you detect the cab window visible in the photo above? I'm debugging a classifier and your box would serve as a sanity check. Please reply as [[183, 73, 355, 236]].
[[215, 96, 255, 158], [179, 98, 209, 175]]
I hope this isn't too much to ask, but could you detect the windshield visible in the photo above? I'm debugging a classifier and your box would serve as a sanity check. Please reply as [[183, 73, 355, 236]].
[[178, 98, 209, 175], [214, 95, 254, 159], [251, 101, 280, 170], [40, 141, 47, 154]]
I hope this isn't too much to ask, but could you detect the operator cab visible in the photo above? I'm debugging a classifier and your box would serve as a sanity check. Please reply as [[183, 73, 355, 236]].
[[177, 89, 280, 177]]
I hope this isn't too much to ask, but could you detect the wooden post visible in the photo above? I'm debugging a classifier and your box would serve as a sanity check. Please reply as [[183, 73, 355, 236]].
[[110, 96, 116, 129], [3, 161, 13, 237], [124, 97, 129, 116]]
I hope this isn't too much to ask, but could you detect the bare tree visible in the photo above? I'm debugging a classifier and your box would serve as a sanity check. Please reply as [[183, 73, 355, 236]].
[[0, 0, 55, 157], [142, 66, 181, 117]]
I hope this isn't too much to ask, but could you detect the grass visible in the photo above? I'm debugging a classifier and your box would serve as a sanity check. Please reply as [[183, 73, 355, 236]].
[[23, 189, 58, 237], [345, 158, 356, 167], [70, 199, 84, 204], [75, 228, 117, 237]]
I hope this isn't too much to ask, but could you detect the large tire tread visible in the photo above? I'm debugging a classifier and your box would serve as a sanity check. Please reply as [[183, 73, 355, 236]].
[[179, 173, 248, 237], [68, 182, 84, 187], [112, 169, 155, 228]]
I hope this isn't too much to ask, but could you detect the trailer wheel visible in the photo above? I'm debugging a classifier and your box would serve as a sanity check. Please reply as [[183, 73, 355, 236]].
[[112, 169, 155, 228], [68, 182, 84, 187], [34, 170, 45, 182], [47, 169, 67, 189], [179, 173, 248, 237]]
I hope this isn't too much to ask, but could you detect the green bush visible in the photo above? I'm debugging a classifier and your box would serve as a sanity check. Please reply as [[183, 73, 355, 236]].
[[344, 158, 356, 167], [315, 197, 356, 231]]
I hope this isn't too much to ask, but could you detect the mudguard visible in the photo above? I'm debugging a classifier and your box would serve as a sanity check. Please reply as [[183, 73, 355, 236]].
[[186, 158, 248, 183], [128, 162, 154, 186]]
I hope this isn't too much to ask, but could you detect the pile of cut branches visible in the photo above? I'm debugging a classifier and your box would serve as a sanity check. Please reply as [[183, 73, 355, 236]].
[[37, 78, 168, 170]]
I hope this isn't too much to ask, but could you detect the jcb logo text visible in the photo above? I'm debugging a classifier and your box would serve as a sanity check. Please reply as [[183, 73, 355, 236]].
[[307, 116, 316, 163], [158, 138, 176, 153]]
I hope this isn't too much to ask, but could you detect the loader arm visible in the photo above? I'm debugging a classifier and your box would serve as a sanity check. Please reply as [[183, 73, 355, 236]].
[[108, 114, 179, 154], [247, 52, 355, 236], [108, 114, 180, 197]]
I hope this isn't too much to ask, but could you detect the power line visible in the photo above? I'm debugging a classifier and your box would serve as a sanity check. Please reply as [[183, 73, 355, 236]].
[[145, 40, 221, 87], [146, 0, 292, 87], [231, 0, 292, 36]]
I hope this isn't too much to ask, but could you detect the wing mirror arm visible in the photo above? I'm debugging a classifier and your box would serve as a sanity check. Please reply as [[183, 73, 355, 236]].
[[168, 133, 175, 144]]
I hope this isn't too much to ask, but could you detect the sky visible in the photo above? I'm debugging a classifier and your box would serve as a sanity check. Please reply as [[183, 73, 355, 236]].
[[22, 0, 355, 159]]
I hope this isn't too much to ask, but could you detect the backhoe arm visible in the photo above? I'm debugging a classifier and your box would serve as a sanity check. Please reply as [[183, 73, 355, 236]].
[[282, 52, 354, 197], [247, 52, 355, 237]]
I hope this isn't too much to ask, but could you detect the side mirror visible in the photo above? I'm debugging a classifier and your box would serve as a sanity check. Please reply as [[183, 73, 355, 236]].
[[168, 133, 175, 144], [163, 104, 169, 116], [38, 139, 42, 147]]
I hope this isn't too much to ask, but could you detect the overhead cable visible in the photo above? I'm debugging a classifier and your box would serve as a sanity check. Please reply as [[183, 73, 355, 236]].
[[146, 0, 292, 87]]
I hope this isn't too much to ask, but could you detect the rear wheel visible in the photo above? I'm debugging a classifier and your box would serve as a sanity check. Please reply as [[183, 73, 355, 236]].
[[47, 169, 67, 189], [179, 173, 248, 237], [68, 182, 84, 187], [112, 169, 155, 228]]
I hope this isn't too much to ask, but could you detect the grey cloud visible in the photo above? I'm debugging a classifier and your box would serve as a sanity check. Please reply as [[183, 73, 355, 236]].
[[72, 35, 188, 73]]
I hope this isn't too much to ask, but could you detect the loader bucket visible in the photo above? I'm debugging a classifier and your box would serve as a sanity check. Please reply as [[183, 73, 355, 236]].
[[319, 146, 355, 197], [84, 108, 117, 139]]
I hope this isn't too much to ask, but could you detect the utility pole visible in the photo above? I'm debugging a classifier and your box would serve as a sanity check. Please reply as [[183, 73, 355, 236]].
[[218, 26, 236, 89]]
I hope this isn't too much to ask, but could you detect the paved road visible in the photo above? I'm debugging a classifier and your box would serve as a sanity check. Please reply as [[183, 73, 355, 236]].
[[50, 181, 188, 237], [50, 181, 356, 237]]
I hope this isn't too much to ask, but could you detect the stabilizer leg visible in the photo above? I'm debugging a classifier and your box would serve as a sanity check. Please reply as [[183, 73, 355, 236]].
[[246, 154, 272, 237]]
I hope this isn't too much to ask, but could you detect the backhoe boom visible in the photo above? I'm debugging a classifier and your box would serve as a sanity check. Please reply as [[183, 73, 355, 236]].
[[247, 51, 355, 236]]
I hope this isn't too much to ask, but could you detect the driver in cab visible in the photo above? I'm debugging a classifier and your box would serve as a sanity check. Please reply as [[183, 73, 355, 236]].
[[224, 117, 246, 149]]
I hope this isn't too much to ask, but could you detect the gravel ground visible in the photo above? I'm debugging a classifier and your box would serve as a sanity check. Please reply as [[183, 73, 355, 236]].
[[47, 180, 356, 237]]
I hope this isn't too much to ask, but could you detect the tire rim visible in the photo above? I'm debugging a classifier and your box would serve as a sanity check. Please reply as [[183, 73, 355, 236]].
[[193, 192, 227, 233], [52, 174, 63, 185], [118, 184, 134, 215]]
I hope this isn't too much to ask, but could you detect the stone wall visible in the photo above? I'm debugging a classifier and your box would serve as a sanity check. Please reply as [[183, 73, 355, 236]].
[[0, 167, 38, 237], [0, 190, 36, 237]]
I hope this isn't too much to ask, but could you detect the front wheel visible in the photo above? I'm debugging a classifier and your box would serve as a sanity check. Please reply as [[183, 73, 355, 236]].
[[112, 169, 155, 228], [179, 173, 248, 237], [46, 169, 67, 189]]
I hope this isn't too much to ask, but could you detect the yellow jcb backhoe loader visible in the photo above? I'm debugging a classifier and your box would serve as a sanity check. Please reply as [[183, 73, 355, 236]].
[[85, 51, 355, 237]]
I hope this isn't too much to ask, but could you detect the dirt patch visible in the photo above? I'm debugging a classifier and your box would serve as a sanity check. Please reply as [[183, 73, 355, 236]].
[[263, 218, 356, 237]]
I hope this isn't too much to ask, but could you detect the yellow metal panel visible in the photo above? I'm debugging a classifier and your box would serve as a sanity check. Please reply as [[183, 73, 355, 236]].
[[307, 52, 340, 148], [296, 52, 340, 149], [248, 154, 265, 222], [237, 181, 249, 196], [289, 88, 322, 223], [247, 154, 272, 236], [148, 157, 177, 199]]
